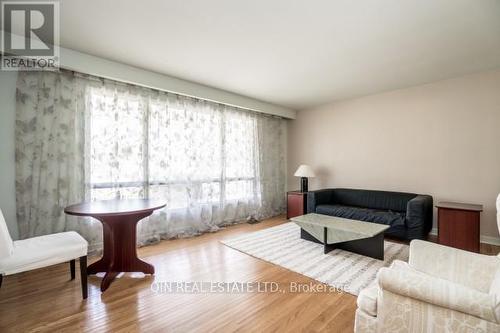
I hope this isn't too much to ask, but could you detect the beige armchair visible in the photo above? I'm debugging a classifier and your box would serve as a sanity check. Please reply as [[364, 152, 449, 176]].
[[355, 193, 500, 333], [355, 240, 500, 332]]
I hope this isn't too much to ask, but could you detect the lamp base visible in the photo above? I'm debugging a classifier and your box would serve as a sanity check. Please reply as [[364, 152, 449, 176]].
[[300, 177, 308, 193]]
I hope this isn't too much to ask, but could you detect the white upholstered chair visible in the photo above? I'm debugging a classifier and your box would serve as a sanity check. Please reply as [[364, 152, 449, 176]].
[[355, 194, 500, 333], [0, 209, 89, 299]]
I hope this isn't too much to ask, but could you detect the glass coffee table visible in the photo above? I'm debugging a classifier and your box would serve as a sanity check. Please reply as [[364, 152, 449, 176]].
[[290, 213, 389, 260]]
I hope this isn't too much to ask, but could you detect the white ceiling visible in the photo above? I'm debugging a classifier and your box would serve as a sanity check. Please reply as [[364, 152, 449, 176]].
[[54, 1, 500, 109]]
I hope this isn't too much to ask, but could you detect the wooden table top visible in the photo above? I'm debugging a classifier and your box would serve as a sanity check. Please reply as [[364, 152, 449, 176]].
[[64, 199, 166, 217], [436, 201, 483, 212]]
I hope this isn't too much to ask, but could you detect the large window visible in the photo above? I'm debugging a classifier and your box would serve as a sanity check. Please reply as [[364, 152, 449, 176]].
[[88, 87, 259, 209]]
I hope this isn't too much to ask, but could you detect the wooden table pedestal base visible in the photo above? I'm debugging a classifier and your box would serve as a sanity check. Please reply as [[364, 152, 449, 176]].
[[87, 212, 155, 292]]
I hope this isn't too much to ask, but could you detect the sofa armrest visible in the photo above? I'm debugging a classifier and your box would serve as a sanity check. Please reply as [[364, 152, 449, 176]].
[[306, 189, 334, 213], [409, 240, 499, 292], [378, 266, 499, 323], [406, 195, 433, 234]]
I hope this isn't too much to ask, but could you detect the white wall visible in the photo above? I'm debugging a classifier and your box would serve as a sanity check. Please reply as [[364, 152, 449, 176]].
[[0, 71, 18, 239], [288, 69, 500, 242]]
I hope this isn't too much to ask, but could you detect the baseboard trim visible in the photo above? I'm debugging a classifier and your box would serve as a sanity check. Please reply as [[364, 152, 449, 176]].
[[430, 228, 500, 246]]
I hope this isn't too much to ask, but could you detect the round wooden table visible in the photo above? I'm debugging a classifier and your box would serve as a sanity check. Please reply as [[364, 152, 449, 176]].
[[64, 199, 166, 292]]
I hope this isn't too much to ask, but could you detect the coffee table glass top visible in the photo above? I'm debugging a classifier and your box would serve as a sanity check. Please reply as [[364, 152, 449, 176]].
[[290, 213, 389, 245]]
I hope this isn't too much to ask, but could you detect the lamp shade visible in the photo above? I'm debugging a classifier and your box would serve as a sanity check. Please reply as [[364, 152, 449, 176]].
[[294, 165, 315, 178]]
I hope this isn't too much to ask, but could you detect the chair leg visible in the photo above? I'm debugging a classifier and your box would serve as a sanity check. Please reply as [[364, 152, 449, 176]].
[[70, 259, 76, 280], [0, 274, 3, 289], [79, 256, 88, 299]]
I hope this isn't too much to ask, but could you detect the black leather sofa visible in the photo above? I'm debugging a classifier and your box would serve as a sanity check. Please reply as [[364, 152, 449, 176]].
[[306, 188, 433, 240]]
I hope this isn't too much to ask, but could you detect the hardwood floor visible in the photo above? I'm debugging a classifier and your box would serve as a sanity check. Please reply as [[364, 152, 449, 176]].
[[0, 216, 498, 332], [0, 216, 356, 332]]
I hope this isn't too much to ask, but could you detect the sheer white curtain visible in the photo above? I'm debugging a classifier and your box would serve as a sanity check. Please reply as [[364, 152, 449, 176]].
[[15, 71, 92, 240], [16, 70, 285, 251]]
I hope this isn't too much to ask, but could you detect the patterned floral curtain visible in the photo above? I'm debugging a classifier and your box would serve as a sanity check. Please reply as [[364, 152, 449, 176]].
[[15, 70, 285, 251], [15, 71, 91, 240]]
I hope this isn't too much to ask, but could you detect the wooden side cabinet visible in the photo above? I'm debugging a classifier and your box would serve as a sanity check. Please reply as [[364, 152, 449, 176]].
[[437, 201, 482, 253], [287, 191, 307, 219]]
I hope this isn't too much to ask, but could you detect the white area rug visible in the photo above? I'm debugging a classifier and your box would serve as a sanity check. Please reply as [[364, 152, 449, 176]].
[[221, 222, 409, 296]]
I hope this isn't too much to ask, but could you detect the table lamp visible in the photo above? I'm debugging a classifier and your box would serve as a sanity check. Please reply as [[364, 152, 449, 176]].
[[294, 164, 315, 192]]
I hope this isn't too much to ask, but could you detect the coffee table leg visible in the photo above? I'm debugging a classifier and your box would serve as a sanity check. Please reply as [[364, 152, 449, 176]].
[[300, 228, 336, 254], [323, 227, 337, 254], [301, 227, 384, 259], [335, 233, 385, 260]]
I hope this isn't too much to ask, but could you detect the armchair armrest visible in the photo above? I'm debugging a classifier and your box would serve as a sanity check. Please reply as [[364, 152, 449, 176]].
[[409, 240, 499, 292], [306, 189, 334, 213], [406, 195, 433, 234], [378, 266, 499, 324]]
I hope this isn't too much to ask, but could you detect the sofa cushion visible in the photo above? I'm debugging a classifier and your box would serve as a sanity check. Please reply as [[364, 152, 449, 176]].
[[315, 204, 406, 227], [357, 283, 378, 316], [331, 188, 417, 212]]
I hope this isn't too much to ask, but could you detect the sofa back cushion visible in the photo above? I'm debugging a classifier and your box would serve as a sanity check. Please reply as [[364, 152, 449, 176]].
[[331, 188, 417, 212]]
